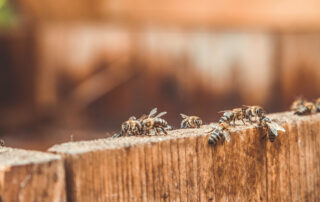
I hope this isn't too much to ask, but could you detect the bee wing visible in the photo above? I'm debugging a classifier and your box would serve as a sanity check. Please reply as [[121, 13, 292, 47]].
[[156, 111, 167, 118], [128, 116, 136, 120], [223, 130, 231, 143], [266, 121, 286, 136], [180, 113, 189, 119], [148, 108, 158, 117], [218, 110, 230, 113]]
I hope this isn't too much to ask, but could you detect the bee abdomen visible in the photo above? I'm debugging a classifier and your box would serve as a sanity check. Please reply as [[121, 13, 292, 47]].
[[269, 133, 276, 142], [155, 118, 168, 127], [208, 129, 223, 144], [294, 108, 309, 115]]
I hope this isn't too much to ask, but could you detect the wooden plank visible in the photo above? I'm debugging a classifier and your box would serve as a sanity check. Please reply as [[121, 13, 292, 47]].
[[0, 147, 66, 202], [49, 112, 320, 201]]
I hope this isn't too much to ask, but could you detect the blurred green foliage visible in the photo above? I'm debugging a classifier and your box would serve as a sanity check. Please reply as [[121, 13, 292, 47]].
[[0, 0, 17, 28]]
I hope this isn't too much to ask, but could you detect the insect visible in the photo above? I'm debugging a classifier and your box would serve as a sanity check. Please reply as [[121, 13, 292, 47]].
[[290, 97, 306, 111], [243, 105, 266, 123], [208, 122, 231, 145], [112, 115, 144, 138], [142, 108, 172, 135], [180, 114, 203, 129], [294, 101, 316, 115], [260, 116, 286, 142], [219, 108, 246, 126]]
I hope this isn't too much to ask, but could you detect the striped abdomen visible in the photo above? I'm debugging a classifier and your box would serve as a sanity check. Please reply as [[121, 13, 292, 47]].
[[208, 128, 224, 145], [219, 111, 233, 124]]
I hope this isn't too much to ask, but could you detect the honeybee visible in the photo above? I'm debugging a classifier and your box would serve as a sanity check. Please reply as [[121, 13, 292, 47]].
[[180, 114, 203, 129], [219, 108, 246, 126], [260, 116, 286, 142], [294, 102, 316, 115], [208, 122, 231, 145], [290, 97, 306, 111], [142, 108, 172, 135], [112, 115, 144, 138], [243, 105, 266, 123]]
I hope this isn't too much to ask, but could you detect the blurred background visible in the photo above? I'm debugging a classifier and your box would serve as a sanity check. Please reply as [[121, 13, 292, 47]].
[[1, 0, 320, 150]]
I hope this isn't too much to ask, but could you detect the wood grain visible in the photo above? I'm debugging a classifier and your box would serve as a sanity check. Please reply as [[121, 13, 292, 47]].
[[49, 112, 320, 201], [0, 147, 66, 202]]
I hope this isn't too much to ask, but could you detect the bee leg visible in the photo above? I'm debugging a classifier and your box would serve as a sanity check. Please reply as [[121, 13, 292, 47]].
[[241, 119, 246, 125], [112, 132, 121, 138], [181, 121, 187, 129], [160, 127, 168, 135], [196, 122, 200, 128], [153, 128, 158, 136], [233, 119, 236, 126]]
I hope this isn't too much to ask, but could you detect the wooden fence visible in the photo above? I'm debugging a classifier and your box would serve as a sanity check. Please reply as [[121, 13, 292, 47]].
[[1, 111, 320, 201]]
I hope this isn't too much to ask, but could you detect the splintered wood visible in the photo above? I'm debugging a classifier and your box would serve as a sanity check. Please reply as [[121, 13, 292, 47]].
[[49, 112, 320, 201], [0, 148, 66, 202]]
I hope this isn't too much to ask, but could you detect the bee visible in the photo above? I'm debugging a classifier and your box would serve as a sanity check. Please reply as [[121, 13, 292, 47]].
[[208, 122, 231, 145], [294, 102, 316, 115], [219, 108, 246, 126], [180, 114, 203, 129], [243, 105, 266, 123], [112, 115, 144, 138], [260, 116, 286, 142], [142, 108, 172, 135], [290, 97, 306, 111]]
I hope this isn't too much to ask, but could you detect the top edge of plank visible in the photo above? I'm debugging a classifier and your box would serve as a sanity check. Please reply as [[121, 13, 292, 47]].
[[48, 111, 320, 155], [0, 147, 62, 169]]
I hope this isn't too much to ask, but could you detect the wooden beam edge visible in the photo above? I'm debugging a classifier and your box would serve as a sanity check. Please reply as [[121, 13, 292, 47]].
[[48, 111, 320, 155]]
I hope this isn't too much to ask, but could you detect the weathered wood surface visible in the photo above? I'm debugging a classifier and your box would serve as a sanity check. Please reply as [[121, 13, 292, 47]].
[[49, 112, 320, 201], [0, 148, 66, 202]]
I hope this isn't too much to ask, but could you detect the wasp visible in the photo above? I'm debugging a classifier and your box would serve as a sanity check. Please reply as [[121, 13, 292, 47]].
[[243, 105, 266, 123], [294, 101, 316, 115], [142, 108, 172, 135], [112, 115, 144, 138], [260, 116, 286, 142], [290, 97, 306, 111], [219, 108, 246, 126], [180, 114, 203, 129], [208, 122, 231, 145]]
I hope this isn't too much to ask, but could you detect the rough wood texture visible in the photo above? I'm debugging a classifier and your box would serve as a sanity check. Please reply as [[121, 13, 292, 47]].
[[0, 148, 66, 202], [49, 112, 320, 201]]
